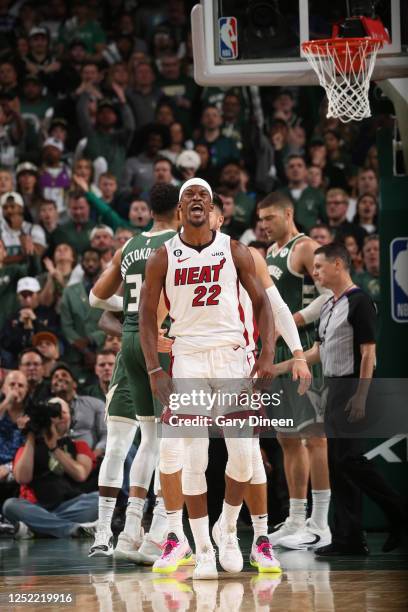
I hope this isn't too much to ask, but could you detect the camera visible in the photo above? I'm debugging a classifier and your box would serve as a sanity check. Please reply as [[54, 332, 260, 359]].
[[24, 398, 63, 435]]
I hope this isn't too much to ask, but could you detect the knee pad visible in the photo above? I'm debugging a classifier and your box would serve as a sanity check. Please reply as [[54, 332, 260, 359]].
[[182, 438, 209, 496], [159, 437, 184, 474], [251, 438, 267, 485], [225, 437, 254, 483], [130, 421, 159, 489], [98, 420, 137, 488]]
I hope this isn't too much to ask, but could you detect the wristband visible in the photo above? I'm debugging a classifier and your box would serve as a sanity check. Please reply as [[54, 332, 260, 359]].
[[294, 358, 307, 362], [148, 367, 162, 376]]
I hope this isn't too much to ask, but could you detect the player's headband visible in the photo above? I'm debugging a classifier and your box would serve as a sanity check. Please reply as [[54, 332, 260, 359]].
[[179, 178, 213, 201]]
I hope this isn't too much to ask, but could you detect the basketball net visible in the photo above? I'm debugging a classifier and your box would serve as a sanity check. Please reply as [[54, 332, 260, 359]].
[[302, 16, 389, 123]]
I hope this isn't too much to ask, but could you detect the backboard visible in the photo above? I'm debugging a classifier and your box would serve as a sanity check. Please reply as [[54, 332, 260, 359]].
[[191, 0, 408, 86]]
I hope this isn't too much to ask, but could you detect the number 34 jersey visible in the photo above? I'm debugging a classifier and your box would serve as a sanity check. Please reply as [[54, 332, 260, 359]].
[[164, 231, 248, 356], [121, 230, 176, 333]]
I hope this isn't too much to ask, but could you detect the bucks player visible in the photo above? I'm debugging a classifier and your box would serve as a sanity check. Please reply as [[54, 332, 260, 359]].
[[258, 192, 332, 550], [88, 184, 180, 562]]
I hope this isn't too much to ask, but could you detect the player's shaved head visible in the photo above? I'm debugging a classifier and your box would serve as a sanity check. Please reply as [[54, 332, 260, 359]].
[[258, 192, 294, 212]]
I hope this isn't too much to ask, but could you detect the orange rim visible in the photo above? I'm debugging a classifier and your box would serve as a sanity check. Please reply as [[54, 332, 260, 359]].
[[302, 37, 383, 56]]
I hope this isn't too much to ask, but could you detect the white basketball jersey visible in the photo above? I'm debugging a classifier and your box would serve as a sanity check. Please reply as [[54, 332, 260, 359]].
[[164, 232, 248, 355]]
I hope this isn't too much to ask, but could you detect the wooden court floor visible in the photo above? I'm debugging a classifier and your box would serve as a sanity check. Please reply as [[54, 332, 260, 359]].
[[1, 533, 407, 611]]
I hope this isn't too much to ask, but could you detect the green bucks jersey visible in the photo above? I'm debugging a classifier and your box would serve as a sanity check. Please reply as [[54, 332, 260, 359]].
[[266, 234, 317, 313], [121, 229, 176, 332]]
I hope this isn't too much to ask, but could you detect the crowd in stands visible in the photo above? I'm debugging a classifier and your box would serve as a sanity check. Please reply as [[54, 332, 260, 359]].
[[0, 0, 385, 535]]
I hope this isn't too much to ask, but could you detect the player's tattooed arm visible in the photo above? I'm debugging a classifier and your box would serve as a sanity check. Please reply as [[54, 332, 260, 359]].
[[139, 246, 173, 405], [231, 240, 276, 380]]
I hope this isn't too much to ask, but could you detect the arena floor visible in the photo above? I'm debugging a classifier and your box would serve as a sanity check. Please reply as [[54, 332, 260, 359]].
[[1, 532, 407, 611]]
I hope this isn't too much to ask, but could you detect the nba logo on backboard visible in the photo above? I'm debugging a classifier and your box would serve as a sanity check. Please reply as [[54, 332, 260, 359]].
[[390, 238, 408, 323], [219, 17, 238, 60]]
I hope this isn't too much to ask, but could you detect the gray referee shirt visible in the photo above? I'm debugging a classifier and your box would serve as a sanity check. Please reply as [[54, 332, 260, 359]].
[[317, 288, 376, 377]]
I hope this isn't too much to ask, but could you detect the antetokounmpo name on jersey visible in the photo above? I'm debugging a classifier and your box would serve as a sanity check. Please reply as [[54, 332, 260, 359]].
[[174, 258, 226, 286], [121, 247, 153, 277]]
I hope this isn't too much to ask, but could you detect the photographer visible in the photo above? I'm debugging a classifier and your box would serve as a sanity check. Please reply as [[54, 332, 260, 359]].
[[2, 398, 98, 539]]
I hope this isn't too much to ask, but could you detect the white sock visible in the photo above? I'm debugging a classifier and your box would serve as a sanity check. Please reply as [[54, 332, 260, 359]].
[[123, 496, 144, 537], [311, 489, 331, 530], [166, 509, 184, 542], [149, 496, 168, 541], [97, 496, 116, 532], [251, 514, 268, 542], [189, 516, 212, 552], [220, 501, 242, 532], [289, 498, 307, 524]]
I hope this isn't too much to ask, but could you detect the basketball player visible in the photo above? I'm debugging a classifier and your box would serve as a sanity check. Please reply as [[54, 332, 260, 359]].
[[139, 178, 278, 580], [88, 184, 180, 563], [258, 192, 332, 550]]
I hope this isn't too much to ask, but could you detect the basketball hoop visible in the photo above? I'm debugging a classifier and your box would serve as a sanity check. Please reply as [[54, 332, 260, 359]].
[[302, 15, 390, 123]]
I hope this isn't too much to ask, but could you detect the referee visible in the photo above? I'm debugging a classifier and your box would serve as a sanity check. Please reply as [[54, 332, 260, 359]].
[[277, 243, 405, 555]]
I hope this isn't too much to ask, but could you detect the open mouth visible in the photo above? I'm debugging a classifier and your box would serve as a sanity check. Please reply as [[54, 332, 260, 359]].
[[191, 203, 204, 212]]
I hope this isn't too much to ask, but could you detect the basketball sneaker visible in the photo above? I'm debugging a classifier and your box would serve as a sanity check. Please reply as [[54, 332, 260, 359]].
[[278, 519, 332, 550], [212, 519, 243, 573], [193, 546, 218, 580], [133, 533, 163, 565], [250, 536, 282, 573], [88, 528, 114, 557], [268, 518, 305, 546], [152, 533, 193, 574], [114, 527, 144, 561]]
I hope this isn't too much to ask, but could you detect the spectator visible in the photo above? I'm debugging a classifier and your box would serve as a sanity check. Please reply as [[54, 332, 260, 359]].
[[356, 168, 379, 198], [218, 161, 256, 226], [38, 137, 71, 220], [323, 129, 351, 173], [32, 331, 60, 379], [308, 137, 348, 191], [58, 1, 106, 57], [218, 191, 246, 240], [97, 172, 118, 210], [128, 200, 152, 232], [113, 227, 133, 250], [309, 223, 333, 246], [152, 157, 177, 186], [160, 121, 188, 164], [50, 191, 94, 255], [251, 118, 287, 195], [239, 217, 269, 246], [158, 58, 195, 110], [307, 164, 325, 192], [0, 277, 59, 368], [0, 371, 28, 507], [60, 248, 105, 377], [3, 397, 98, 539], [176, 149, 201, 181], [353, 193, 378, 235], [50, 364, 106, 456], [0, 94, 25, 170], [24, 26, 61, 86], [272, 89, 300, 127], [279, 155, 326, 232], [0, 237, 39, 332], [364, 145, 379, 173], [38, 199, 59, 244], [0, 61, 19, 98], [39, 243, 76, 310], [89, 225, 114, 270], [72, 158, 101, 197], [20, 75, 54, 121], [121, 124, 167, 196], [103, 334, 122, 355], [0, 191, 47, 263], [48, 118, 69, 154], [155, 99, 176, 127], [126, 60, 163, 130], [221, 91, 245, 150], [18, 348, 50, 402], [0, 168, 14, 197], [195, 143, 219, 186], [325, 188, 367, 248], [352, 235, 381, 307], [195, 105, 240, 168], [15, 162, 42, 223], [83, 349, 116, 401], [342, 233, 364, 275], [78, 89, 135, 182]]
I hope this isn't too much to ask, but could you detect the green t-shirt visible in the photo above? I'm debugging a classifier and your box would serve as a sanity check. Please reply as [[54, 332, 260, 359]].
[[352, 271, 380, 307], [50, 220, 94, 255], [233, 191, 256, 226], [59, 19, 106, 53], [280, 186, 326, 232], [121, 230, 176, 333]]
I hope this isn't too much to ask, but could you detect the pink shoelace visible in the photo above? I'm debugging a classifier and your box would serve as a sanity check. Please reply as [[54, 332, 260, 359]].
[[257, 541, 273, 560], [161, 538, 179, 558]]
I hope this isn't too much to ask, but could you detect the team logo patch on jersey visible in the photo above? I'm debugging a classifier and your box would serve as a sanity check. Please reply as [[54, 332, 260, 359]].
[[280, 248, 289, 258], [174, 249, 182, 257]]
